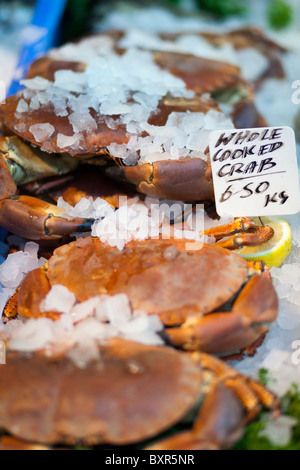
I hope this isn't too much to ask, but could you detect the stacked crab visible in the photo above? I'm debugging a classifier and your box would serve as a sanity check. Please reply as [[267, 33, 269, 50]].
[[0, 8, 287, 450]]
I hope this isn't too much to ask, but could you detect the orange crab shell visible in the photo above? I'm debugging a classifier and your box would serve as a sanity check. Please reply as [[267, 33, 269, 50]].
[[25, 38, 243, 94], [0, 89, 221, 158], [0, 92, 128, 157], [16, 237, 278, 357], [18, 237, 249, 326], [0, 339, 203, 446]]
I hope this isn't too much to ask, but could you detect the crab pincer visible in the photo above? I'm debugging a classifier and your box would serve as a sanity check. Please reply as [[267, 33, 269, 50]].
[[0, 195, 92, 241]]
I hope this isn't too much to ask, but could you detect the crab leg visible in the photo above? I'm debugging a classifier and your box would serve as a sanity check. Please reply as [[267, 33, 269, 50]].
[[191, 352, 280, 414], [0, 196, 92, 241], [201, 217, 274, 250], [215, 226, 274, 250], [247, 260, 271, 279], [202, 217, 255, 239], [165, 274, 278, 355], [2, 290, 19, 323], [0, 136, 94, 241], [146, 353, 279, 450]]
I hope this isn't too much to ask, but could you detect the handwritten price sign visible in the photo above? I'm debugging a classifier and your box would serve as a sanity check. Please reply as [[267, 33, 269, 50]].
[[209, 126, 300, 217]]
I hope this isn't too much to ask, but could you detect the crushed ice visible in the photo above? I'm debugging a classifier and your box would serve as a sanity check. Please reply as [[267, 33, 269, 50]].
[[57, 194, 217, 250], [16, 30, 236, 162], [0, 242, 47, 322], [110, 109, 234, 165], [17, 46, 201, 160], [1, 289, 165, 368]]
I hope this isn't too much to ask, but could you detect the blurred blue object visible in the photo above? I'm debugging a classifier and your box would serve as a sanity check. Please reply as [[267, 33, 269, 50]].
[[8, 0, 68, 96], [0, 228, 8, 248], [0, 229, 9, 264], [0, 237, 8, 264]]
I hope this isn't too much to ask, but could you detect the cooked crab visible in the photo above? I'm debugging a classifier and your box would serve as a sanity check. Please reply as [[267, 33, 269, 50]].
[[0, 27, 270, 238], [0, 338, 279, 449], [15, 235, 278, 357]]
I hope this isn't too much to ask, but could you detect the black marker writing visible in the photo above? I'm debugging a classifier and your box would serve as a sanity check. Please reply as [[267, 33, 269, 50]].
[[265, 191, 289, 207], [258, 142, 283, 156], [214, 128, 283, 149], [217, 157, 278, 178]]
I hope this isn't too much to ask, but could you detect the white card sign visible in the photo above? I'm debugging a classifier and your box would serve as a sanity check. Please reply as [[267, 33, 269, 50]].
[[209, 126, 300, 217]]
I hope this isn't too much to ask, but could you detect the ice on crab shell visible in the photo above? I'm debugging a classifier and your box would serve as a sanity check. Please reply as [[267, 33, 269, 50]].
[[1, 280, 165, 366], [16, 98, 29, 113], [95, 293, 132, 325], [56, 133, 81, 149], [54, 70, 87, 93], [186, 130, 210, 152], [67, 336, 101, 369], [57, 196, 114, 220], [0, 242, 46, 289], [69, 296, 102, 323], [40, 285, 77, 315], [119, 313, 165, 345], [29, 123, 56, 143], [68, 111, 98, 134], [8, 318, 55, 352], [108, 143, 128, 160], [20, 76, 52, 91]]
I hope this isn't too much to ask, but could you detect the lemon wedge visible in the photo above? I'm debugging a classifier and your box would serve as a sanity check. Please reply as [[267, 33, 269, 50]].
[[237, 216, 292, 268]]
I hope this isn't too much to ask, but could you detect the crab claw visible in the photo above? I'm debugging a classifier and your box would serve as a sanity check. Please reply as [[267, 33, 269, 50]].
[[0, 195, 92, 241], [165, 274, 278, 356], [108, 158, 214, 202]]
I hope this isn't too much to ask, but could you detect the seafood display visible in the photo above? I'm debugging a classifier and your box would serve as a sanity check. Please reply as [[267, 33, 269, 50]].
[[0, 1, 299, 451]]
